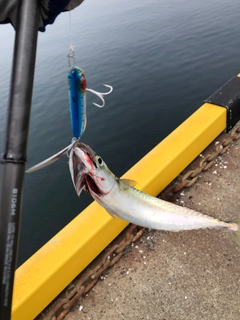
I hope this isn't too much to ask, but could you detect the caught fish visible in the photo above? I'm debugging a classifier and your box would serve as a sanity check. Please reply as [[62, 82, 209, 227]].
[[69, 142, 240, 245]]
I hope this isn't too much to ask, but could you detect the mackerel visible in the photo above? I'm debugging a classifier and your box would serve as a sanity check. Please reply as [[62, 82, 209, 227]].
[[69, 142, 240, 245]]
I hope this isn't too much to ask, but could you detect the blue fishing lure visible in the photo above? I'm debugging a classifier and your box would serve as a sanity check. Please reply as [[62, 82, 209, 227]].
[[26, 48, 112, 173], [68, 67, 87, 139]]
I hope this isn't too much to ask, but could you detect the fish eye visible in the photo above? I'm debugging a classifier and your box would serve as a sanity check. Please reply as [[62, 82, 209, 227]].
[[97, 156, 103, 165]]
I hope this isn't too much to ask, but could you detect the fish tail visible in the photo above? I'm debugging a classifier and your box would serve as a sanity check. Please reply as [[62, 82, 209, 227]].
[[230, 218, 240, 246]]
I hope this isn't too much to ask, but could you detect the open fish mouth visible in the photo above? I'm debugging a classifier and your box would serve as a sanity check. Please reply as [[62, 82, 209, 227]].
[[69, 151, 86, 196], [73, 142, 97, 165], [73, 173, 102, 197], [69, 142, 102, 196], [84, 175, 103, 196]]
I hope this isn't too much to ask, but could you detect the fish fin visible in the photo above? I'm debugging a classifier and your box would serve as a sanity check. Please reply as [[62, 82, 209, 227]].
[[106, 208, 117, 219], [120, 179, 137, 187], [231, 218, 240, 246]]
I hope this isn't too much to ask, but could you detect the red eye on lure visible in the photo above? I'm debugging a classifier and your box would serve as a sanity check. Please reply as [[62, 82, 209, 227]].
[[26, 46, 112, 173]]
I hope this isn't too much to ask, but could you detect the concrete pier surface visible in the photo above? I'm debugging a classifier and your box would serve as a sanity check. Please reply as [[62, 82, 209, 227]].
[[38, 130, 240, 320]]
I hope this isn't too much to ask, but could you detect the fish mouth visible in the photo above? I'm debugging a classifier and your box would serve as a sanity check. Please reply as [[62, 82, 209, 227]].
[[69, 142, 102, 196], [74, 174, 103, 197], [84, 174, 103, 196], [74, 142, 97, 166], [70, 156, 87, 196]]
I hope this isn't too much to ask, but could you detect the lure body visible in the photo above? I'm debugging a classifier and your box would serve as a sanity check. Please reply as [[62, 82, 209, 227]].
[[26, 67, 112, 173], [68, 67, 87, 139], [26, 45, 112, 173]]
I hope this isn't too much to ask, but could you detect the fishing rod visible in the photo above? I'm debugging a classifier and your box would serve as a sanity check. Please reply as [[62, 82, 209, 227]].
[[0, 0, 40, 318]]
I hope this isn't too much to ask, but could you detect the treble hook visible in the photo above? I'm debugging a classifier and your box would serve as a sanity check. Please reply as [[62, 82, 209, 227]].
[[86, 85, 113, 108]]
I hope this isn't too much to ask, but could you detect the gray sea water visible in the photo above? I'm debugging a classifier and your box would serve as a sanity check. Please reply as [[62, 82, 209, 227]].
[[1, 0, 240, 266]]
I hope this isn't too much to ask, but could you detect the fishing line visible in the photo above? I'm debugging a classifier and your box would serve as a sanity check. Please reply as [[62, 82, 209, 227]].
[[67, 9, 75, 68], [69, 10, 72, 48]]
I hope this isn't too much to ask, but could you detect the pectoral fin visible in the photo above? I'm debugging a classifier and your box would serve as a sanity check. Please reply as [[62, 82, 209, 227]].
[[106, 208, 117, 219]]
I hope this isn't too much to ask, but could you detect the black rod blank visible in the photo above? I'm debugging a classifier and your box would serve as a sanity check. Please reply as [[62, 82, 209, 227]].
[[0, 0, 39, 318]]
